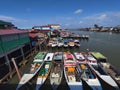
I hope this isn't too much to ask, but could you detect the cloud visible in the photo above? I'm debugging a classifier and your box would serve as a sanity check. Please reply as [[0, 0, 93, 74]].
[[0, 15, 17, 21], [97, 14, 107, 21], [0, 15, 31, 28], [74, 9, 83, 14], [60, 12, 120, 28], [0, 15, 27, 23]]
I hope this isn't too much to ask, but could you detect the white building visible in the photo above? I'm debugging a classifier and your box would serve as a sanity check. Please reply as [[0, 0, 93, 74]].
[[48, 24, 60, 30]]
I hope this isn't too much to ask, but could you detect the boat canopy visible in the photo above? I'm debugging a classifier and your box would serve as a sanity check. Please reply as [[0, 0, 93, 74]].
[[54, 54, 62, 60], [34, 52, 46, 60], [44, 53, 54, 61], [66, 54, 73, 59], [91, 52, 107, 60]]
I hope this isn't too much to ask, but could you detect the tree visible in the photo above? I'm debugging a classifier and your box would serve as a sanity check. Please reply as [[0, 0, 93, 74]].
[[94, 24, 99, 28]]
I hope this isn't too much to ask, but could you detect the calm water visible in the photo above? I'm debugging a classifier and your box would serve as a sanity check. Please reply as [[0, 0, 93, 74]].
[[5, 30, 120, 90], [72, 30, 120, 70]]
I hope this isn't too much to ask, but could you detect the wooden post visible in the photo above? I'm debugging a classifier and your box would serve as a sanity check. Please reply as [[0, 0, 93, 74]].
[[11, 58, 21, 80], [5, 55, 12, 73], [20, 47, 25, 60]]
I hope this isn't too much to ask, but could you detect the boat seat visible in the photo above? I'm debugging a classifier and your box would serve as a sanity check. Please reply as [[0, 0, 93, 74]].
[[52, 73, 59, 77]]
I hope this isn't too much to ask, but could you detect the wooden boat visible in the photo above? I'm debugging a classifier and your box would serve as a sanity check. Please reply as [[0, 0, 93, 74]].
[[64, 66, 83, 90], [63, 39, 69, 47], [36, 61, 52, 90], [52, 40, 58, 47], [89, 63, 119, 90], [91, 52, 107, 63], [63, 52, 76, 66], [84, 53, 97, 64], [50, 52, 63, 90], [16, 52, 46, 90], [68, 39, 75, 47], [78, 62, 102, 90], [64, 61, 102, 90], [74, 52, 86, 63], [57, 40, 64, 47], [74, 39, 80, 47], [44, 53, 54, 61], [47, 40, 53, 47]]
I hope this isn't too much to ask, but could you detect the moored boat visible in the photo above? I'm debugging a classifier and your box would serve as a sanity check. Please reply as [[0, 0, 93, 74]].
[[16, 52, 46, 90], [36, 53, 53, 90], [50, 52, 63, 90], [74, 52, 86, 63], [36, 61, 52, 90], [64, 66, 83, 90], [57, 40, 64, 47], [44, 53, 54, 61], [68, 39, 75, 47], [63, 52, 76, 66], [91, 52, 107, 63], [52, 40, 58, 47], [84, 53, 97, 64], [74, 39, 80, 47], [63, 39, 69, 47], [78, 62, 102, 90], [89, 63, 119, 90]]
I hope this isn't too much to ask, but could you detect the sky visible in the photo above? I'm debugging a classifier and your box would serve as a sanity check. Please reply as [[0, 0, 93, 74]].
[[0, 0, 120, 29]]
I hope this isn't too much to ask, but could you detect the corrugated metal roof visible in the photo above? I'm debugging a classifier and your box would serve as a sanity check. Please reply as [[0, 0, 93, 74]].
[[0, 29, 28, 35]]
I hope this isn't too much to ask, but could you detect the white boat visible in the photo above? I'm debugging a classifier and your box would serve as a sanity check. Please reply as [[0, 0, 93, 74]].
[[64, 66, 83, 90], [63, 40, 68, 47], [36, 61, 52, 90], [57, 40, 64, 47], [74, 39, 80, 47], [64, 60, 102, 90], [16, 52, 46, 90], [52, 41, 58, 47], [74, 52, 86, 63], [85, 53, 97, 64], [89, 63, 119, 90], [63, 52, 76, 66], [44, 53, 54, 61], [78, 62, 102, 90], [68, 39, 75, 47], [50, 52, 63, 90]]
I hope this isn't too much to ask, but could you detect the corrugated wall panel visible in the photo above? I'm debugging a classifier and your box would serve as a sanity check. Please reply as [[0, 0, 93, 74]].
[[0, 36, 3, 54], [2, 39, 19, 51], [19, 36, 30, 45], [0, 34, 30, 53], [0, 46, 3, 54]]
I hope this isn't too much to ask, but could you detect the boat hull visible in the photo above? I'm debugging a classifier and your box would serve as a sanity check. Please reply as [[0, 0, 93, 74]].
[[16, 62, 44, 90], [36, 61, 52, 90]]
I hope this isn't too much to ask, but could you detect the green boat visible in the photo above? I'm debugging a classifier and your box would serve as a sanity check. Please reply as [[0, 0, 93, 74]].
[[33, 52, 47, 62], [16, 52, 46, 90], [91, 52, 107, 63], [36, 61, 52, 90]]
